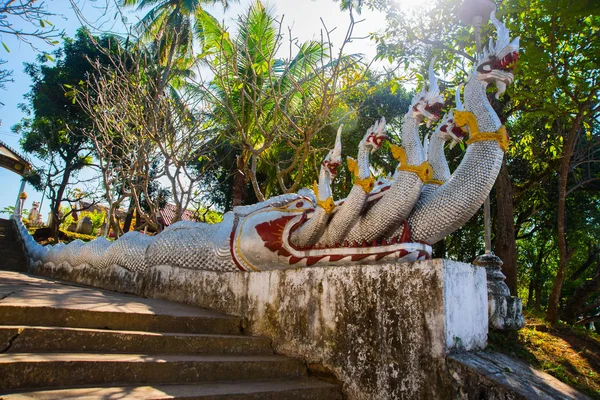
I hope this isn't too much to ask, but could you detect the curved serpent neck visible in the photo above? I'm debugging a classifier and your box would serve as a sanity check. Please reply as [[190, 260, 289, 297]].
[[357, 145, 371, 179], [428, 133, 450, 182], [317, 166, 333, 201], [289, 165, 333, 248], [464, 77, 502, 133], [405, 77, 507, 245], [402, 113, 425, 166], [344, 110, 426, 243], [317, 140, 373, 246]]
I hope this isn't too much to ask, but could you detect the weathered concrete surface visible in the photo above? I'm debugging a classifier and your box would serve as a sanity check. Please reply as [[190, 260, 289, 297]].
[[0, 326, 272, 354], [0, 352, 307, 391], [448, 351, 592, 400], [444, 261, 488, 351], [0, 272, 341, 398], [2, 379, 341, 399], [30, 259, 487, 399], [0, 272, 242, 334], [473, 254, 525, 330]]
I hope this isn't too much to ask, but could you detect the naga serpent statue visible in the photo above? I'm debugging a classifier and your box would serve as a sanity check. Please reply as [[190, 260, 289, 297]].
[[15, 12, 519, 273]]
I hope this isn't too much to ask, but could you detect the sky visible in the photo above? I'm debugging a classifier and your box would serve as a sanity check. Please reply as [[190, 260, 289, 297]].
[[0, 0, 397, 220]]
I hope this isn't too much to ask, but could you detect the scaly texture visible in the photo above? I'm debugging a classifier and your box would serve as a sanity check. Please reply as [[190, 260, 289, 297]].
[[11, 13, 519, 272]]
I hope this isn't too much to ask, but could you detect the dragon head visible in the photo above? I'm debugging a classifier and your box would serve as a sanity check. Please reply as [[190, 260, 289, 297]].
[[361, 117, 387, 153], [475, 11, 520, 99], [438, 85, 468, 148], [322, 125, 343, 176], [411, 58, 445, 127]]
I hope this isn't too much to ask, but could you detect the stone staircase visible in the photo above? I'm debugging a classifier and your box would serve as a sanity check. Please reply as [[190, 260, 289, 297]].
[[0, 218, 26, 272], [0, 271, 341, 399]]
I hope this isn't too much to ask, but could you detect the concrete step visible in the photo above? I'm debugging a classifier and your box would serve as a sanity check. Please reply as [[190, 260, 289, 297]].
[[0, 353, 307, 392], [1, 379, 342, 399], [0, 272, 243, 334], [0, 272, 343, 399], [0, 304, 243, 335], [0, 326, 272, 355]]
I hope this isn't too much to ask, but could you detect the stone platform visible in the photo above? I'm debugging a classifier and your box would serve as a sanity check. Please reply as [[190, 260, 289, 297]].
[[4, 260, 590, 399], [0, 271, 341, 398], [30, 259, 487, 399]]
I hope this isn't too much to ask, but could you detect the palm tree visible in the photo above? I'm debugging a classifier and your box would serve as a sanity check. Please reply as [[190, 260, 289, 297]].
[[195, 0, 350, 206], [121, 0, 236, 94]]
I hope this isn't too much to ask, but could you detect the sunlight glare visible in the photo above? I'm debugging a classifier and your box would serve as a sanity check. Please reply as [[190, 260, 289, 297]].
[[396, 0, 425, 10]]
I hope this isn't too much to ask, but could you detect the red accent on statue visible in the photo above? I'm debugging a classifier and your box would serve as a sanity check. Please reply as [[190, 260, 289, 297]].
[[256, 215, 296, 257], [375, 251, 394, 261], [289, 256, 303, 265], [350, 254, 370, 261], [400, 220, 412, 243], [306, 256, 326, 266]]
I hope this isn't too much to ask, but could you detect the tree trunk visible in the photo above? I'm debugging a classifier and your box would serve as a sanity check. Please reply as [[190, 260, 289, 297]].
[[173, 201, 182, 224], [134, 207, 141, 229], [123, 201, 135, 233], [110, 211, 121, 239], [530, 242, 546, 311], [104, 203, 113, 238], [562, 268, 600, 324], [527, 278, 534, 309], [546, 172, 569, 323], [50, 168, 73, 242], [494, 159, 518, 295], [534, 277, 542, 311], [546, 115, 584, 324], [432, 238, 446, 259], [232, 155, 247, 207]]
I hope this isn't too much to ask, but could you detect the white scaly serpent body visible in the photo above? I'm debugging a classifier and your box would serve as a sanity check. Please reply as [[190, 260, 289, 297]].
[[15, 12, 519, 272]]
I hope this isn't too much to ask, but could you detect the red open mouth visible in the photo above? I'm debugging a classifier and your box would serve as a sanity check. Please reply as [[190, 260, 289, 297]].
[[493, 51, 519, 72], [325, 161, 340, 175], [451, 126, 468, 139], [441, 123, 467, 139], [368, 133, 387, 148], [425, 102, 444, 119]]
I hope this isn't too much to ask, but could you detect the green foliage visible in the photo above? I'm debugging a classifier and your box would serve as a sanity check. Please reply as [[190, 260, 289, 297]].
[[62, 230, 97, 242], [194, 208, 223, 224], [0, 205, 19, 217], [194, 1, 371, 208], [123, 0, 235, 91], [60, 207, 106, 236], [12, 28, 124, 238], [367, 0, 600, 322], [14, 29, 120, 160]]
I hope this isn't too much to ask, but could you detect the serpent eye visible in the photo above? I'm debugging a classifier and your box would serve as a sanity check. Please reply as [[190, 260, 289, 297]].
[[477, 61, 493, 73]]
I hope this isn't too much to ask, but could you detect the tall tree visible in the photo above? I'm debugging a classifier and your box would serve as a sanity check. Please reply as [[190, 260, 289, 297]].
[[12, 29, 118, 240], [121, 0, 236, 96], [77, 43, 217, 233], [194, 0, 370, 206], [368, 0, 600, 316], [508, 0, 600, 323]]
